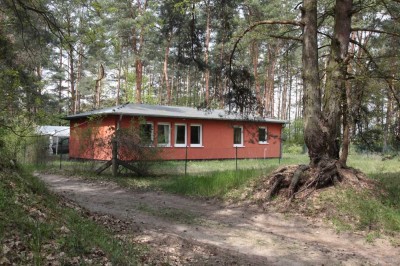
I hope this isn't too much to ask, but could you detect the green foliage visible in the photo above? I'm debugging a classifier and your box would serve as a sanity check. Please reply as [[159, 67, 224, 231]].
[[283, 119, 304, 146], [283, 144, 304, 154]]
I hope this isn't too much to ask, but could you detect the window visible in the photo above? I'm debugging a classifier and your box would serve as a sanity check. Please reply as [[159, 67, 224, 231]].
[[139, 122, 153, 145], [190, 124, 202, 147], [233, 126, 243, 147], [258, 127, 268, 144], [157, 123, 170, 146], [175, 124, 187, 147]]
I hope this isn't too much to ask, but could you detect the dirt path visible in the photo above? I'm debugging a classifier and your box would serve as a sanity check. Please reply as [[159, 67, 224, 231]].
[[38, 174, 399, 265]]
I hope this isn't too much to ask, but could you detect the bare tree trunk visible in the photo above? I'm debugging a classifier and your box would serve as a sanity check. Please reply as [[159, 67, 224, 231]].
[[130, 0, 148, 104], [116, 42, 123, 106], [302, 0, 324, 167], [383, 80, 394, 153], [277, 83, 282, 118], [218, 41, 226, 109], [68, 43, 76, 114], [302, 0, 353, 167], [264, 44, 278, 117], [281, 51, 289, 120], [76, 43, 83, 112], [135, 59, 142, 103], [340, 32, 356, 165], [323, 0, 353, 162], [58, 44, 63, 116], [164, 36, 172, 105], [94, 64, 105, 109], [251, 40, 263, 115], [204, 0, 211, 106]]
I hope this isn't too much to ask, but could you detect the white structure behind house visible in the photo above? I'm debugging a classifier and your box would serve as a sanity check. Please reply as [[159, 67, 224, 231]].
[[36, 126, 70, 155]]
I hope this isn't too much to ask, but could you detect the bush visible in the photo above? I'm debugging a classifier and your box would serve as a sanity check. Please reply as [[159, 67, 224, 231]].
[[284, 144, 304, 154]]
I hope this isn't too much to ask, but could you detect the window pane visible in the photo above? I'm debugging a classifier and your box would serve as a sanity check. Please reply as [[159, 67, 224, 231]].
[[176, 125, 186, 144], [140, 124, 152, 143], [158, 124, 169, 144], [190, 125, 200, 145], [234, 127, 242, 145], [259, 128, 266, 142]]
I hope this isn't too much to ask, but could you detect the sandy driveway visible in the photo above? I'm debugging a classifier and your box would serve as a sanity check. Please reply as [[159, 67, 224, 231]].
[[38, 174, 399, 265]]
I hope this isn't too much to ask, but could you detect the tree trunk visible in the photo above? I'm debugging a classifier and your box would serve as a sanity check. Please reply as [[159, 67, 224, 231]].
[[339, 32, 356, 165], [116, 42, 122, 106], [164, 36, 172, 105], [302, 0, 325, 167], [251, 40, 263, 115], [264, 44, 279, 117], [281, 51, 289, 120], [58, 43, 63, 116], [68, 43, 76, 114], [135, 59, 142, 104], [303, 0, 353, 167], [204, 0, 211, 106], [323, 0, 353, 162], [94, 64, 105, 109]]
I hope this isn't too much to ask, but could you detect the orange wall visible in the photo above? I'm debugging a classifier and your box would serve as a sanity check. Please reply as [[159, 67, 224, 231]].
[[69, 115, 284, 161]]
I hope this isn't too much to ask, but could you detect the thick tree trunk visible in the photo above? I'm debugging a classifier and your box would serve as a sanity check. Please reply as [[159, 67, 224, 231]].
[[302, 0, 353, 166], [323, 0, 353, 161], [302, 0, 325, 167], [340, 32, 356, 165]]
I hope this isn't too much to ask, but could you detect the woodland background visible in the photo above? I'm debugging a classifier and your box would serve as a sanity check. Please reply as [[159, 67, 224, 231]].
[[0, 0, 399, 154]]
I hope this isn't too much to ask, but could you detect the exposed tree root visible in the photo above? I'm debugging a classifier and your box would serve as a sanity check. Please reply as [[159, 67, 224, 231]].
[[256, 160, 376, 206]]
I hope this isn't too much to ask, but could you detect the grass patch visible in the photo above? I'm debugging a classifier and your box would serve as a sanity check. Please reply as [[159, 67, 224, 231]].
[[159, 168, 271, 198], [0, 166, 143, 265]]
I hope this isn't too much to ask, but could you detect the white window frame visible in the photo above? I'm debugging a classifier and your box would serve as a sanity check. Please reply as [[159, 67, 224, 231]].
[[174, 123, 187, 147], [190, 124, 203, 147], [157, 122, 171, 147], [258, 126, 268, 144], [233, 125, 244, 147], [140, 122, 154, 145]]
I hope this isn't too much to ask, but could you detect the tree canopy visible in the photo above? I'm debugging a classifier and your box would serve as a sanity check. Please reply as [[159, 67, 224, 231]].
[[0, 0, 399, 159]]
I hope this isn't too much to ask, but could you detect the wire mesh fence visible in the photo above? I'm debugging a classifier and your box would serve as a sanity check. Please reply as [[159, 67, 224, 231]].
[[18, 138, 308, 176]]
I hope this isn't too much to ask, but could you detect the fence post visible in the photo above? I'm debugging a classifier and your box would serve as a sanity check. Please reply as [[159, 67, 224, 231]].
[[235, 146, 238, 171], [59, 150, 62, 169], [112, 138, 118, 177], [185, 145, 188, 176]]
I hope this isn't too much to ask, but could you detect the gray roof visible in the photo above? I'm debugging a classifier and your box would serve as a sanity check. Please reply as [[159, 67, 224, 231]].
[[65, 103, 287, 124], [36, 126, 70, 137]]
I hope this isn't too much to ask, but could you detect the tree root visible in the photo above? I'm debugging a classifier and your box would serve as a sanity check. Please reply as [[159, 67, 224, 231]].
[[263, 160, 371, 203]]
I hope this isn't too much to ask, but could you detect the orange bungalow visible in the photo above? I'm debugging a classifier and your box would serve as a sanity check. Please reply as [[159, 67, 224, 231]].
[[66, 103, 287, 161]]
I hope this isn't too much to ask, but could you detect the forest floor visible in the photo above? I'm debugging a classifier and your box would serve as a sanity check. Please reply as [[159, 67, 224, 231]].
[[38, 173, 400, 265]]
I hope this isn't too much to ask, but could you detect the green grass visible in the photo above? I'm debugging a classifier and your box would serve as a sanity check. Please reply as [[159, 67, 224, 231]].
[[0, 166, 143, 265], [159, 168, 265, 198]]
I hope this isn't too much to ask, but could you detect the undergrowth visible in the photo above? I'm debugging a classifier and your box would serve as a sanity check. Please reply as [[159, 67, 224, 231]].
[[0, 166, 142, 265]]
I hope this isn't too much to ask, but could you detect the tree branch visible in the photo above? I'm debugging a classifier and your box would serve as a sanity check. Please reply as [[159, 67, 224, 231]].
[[351, 27, 400, 38], [229, 19, 303, 82]]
